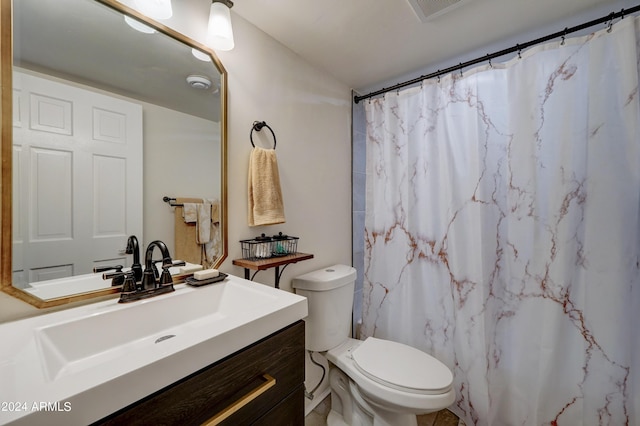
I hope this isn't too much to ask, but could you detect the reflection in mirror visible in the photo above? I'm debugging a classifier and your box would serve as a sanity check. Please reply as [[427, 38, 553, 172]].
[[1, 0, 227, 308]]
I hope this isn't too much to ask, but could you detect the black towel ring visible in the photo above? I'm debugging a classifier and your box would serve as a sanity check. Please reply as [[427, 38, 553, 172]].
[[250, 121, 277, 149]]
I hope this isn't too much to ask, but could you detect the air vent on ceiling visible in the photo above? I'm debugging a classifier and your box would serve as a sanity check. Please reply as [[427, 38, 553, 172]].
[[406, 0, 471, 22]]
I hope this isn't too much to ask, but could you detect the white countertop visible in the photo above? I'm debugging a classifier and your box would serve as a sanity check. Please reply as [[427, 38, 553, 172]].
[[0, 274, 307, 425]]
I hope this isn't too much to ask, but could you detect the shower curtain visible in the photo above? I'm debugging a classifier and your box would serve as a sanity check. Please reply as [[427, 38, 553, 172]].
[[363, 17, 640, 425]]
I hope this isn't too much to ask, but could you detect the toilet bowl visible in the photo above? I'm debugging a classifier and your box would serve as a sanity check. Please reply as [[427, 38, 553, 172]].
[[292, 265, 455, 426], [326, 338, 454, 426]]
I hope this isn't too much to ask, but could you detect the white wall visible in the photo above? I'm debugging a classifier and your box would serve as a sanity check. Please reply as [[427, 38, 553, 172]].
[[213, 15, 353, 411], [214, 15, 353, 286], [142, 104, 221, 253], [147, 0, 353, 285]]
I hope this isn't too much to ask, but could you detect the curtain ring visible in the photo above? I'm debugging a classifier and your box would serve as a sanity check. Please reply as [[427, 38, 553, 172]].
[[459, 63, 463, 77], [487, 54, 492, 68], [561, 27, 567, 45], [516, 44, 522, 59]]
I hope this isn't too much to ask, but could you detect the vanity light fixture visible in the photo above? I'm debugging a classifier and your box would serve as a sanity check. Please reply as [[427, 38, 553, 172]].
[[207, 0, 235, 51]]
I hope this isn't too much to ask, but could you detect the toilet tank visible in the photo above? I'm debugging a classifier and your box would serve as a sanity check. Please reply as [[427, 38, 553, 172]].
[[292, 264, 356, 352]]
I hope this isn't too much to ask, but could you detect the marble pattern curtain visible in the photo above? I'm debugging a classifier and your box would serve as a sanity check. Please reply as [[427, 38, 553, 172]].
[[363, 17, 640, 425]]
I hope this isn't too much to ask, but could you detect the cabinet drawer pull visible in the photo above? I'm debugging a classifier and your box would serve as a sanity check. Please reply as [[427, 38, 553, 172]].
[[202, 374, 277, 425]]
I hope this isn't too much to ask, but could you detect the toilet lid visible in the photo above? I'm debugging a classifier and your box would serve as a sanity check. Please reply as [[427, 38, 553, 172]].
[[351, 337, 453, 395]]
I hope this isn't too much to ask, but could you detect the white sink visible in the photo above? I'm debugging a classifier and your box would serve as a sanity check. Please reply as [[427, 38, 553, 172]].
[[36, 279, 273, 380], [23, 273, 112, 300], [0, 274, 307, 426]]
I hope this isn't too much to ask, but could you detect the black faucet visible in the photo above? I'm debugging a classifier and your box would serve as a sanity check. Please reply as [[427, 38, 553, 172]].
[[125, 235, 143, 283], [100, 239, 185, 303], [102, 239, 186, 302], [141, 240, 185, 290]]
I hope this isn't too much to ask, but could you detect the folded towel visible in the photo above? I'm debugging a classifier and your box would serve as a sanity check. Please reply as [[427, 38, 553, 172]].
[[182, 203, 198, 223], [196, 201, 212, 244], [248, 147, 286, 226], [203, 199, 222, 268]]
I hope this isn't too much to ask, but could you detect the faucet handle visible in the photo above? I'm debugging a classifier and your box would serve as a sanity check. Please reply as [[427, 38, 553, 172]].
[[94, 265, 123, 274], [156, 260, 186, 286], [101, 267, 126, 287], [159, 265, 174, 286], [158, 260, 185, 286], [121, 272, 137, 293]]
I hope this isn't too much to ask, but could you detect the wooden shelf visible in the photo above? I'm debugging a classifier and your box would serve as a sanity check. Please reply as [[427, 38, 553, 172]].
[[233, 253, 314, 271], [232, 253, 314, 288]]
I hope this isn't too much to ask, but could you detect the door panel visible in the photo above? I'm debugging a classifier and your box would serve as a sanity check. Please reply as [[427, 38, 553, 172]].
[[12, 70, 143, 285]]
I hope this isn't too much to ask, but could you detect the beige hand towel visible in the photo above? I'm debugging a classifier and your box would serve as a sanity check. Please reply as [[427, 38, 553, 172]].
[[175, 197, 203, 265], [248, 147, 286, 226]]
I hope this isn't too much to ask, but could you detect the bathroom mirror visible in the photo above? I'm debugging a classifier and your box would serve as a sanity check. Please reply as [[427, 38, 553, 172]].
[[0, 0, 228, 308]]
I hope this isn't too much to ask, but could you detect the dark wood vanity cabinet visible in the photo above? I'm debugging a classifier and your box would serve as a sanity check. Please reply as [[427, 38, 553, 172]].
[[96, 320, 305, 426]]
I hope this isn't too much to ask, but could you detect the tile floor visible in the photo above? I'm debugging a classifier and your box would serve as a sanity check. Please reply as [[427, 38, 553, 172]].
[[304, 395, 463, 426]]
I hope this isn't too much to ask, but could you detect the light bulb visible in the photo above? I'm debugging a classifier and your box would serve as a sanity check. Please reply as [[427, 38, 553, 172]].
[[207, 2, 235, 51]]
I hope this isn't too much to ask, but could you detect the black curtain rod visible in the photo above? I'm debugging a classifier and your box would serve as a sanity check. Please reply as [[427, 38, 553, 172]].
[[354, 5, 640, 104]]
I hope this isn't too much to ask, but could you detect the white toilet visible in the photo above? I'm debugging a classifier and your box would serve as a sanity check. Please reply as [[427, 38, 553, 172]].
[[292, 265, 455, 426]]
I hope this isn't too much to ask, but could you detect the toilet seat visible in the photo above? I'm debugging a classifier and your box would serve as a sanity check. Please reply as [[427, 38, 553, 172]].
[[351, 337, 453, 395]]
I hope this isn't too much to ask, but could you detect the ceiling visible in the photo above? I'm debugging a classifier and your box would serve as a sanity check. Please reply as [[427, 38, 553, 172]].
[[14, 0, 222, 121], [232, 0, 629, 92], [13, 0, 634, 108]]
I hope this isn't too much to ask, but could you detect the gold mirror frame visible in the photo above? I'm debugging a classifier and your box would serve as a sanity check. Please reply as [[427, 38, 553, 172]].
[[0, 0, 228, 308]]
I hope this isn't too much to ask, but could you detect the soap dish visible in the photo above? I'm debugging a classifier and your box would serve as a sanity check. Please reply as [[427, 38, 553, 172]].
[[185, 272, 228, 287]]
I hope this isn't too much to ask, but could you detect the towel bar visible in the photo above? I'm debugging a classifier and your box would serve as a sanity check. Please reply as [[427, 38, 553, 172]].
[[163, 196, 183, 207]]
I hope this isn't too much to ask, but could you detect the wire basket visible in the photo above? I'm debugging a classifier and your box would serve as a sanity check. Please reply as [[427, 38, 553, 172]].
[[240, 233, 299, 260]]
